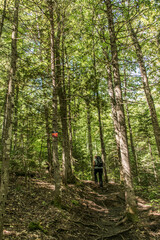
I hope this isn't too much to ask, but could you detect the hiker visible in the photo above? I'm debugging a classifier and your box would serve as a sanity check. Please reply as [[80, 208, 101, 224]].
[[93, 155, 103, 187]]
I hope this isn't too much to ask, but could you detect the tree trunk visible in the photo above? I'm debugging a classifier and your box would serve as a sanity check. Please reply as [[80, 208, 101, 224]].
[[0, 0, 19, 237], [36, 18, 53, 173], [56, 8, 74, 185], [45, 106, 52, 170], [0, 0, 7, 38], [126, 15, 160, 157], [103, 46, 123, 181], [148, 137, 158, 182], [13, 84, 19, 154], [97, 96, 108, 183], [47, 0, 61, 204], [105, 0, 137, 221], [66, 53, 73, 163], [124, 69, 138, 181], [92, 33, 108, 183], [86, 99, 94, 180]]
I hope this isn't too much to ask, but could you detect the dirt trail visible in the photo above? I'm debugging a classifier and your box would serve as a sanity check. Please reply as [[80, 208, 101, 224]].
[[3, 176, 160, 239]]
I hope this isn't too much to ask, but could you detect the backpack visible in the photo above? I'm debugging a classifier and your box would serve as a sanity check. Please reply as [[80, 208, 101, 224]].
[[95, 156, 103, 167]]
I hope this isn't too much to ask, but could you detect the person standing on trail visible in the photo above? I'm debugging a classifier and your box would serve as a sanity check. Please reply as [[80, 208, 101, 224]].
[[93, 155, 103, 187]]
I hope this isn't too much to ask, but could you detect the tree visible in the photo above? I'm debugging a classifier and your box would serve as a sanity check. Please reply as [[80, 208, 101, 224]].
[[104, 0, 137, 220], [47, 0, 61, 204], [92, 25, 108, 182], [0, 0, 7, 37], [124, 68, 138, 181], [0, 0, 159, 218], [102, 43, 123, 181], [86, 99, 94, 179], [0, 0, 19, 237], [56, 4, 75, 184], [122, 0, 160, 158]]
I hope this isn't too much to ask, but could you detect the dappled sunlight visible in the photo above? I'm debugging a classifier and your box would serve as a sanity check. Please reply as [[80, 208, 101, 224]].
[[81, 198, 109, 214], [137, 197, 152, 210], [149, 212, 160, 216], [32, 179, 55, 191], [3, 176, 160, 239], [3, 230, 17, 236]]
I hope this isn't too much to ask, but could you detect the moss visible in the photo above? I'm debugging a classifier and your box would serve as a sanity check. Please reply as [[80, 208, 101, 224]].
[[75, 181, 85, 187], [28, 222, 48, 234], [71, 199, 79, 206], [50, 198, 68, 210], [126, 207, 139, 223]]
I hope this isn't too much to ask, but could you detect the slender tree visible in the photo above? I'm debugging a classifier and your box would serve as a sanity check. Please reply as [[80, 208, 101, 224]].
[[92, 32, 108, 182], [124, 68, 138, 181], [66, 53, 73, 163], [0, 0, 7, 37], [0, 0, 19, 237], [148, 137, 158, 182], [86, 99, 94, 179], [47, 0, 61, 203], [55, 5, 75, 184], [122, 0, 160, 157], [36, 17, 53, 172], [97, 93, 108, 183]]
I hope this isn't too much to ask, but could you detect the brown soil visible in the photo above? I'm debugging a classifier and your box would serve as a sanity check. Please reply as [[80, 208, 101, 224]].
[[3, 175, 160, 239]]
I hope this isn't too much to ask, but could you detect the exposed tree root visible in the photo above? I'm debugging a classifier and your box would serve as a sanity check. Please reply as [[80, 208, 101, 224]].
[[96, 225, 133, 239], [116, 215, 128, 226], [73, 220, 102, 229]]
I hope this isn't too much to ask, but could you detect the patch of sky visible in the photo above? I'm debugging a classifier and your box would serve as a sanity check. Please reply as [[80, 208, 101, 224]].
[[130, 67, 141, 77], [154, 0, 160, 6]]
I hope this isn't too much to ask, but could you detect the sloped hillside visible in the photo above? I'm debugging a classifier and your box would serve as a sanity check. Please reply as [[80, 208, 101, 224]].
[[3, 175, 160, 239]]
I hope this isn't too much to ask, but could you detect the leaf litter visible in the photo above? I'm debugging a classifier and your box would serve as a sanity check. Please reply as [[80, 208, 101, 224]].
[[3, 175, 160, 239]]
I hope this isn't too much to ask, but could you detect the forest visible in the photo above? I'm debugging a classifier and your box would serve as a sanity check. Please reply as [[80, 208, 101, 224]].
[[0, 0, 160, 239]]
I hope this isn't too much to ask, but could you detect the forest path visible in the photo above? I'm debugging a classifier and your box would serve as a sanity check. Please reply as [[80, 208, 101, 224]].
[[3, 175, 160, 239]]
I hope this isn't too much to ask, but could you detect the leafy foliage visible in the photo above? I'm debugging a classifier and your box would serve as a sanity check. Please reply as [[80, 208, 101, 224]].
[[0, 0, 159, 189]]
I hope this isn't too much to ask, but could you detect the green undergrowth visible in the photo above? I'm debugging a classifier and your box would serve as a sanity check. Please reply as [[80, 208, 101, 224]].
[[135, 185, 160, 211], [28, 221, 48, 234]]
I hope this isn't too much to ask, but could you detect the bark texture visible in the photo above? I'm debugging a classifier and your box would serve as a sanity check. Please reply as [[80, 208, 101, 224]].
[[103, 47, 123, 181]]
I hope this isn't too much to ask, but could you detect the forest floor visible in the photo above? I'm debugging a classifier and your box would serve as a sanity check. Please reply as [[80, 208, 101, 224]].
[[3, 173, 160, 240]]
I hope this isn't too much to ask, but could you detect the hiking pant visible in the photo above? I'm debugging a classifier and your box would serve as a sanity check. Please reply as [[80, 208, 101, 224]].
[[94, 168, 103, 187]]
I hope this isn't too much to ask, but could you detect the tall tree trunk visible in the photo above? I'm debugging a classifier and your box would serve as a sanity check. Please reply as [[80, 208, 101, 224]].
[[47, 0, 61, 204], [0, 0, 19, 237], [124, 69, 138, 181], [36, 18, 53, 172], [92, 34, 108, 183], [86, 99, 94, 180], [45, 106, 52, 170], [121, 2, 160, 157], [66, 53, 73, 162], [0, 0, 7, 37], [13, 84, 19, 153], [103, 46, 123, 181], [105, 0, 137, 220], [55, 7, 74, 184]]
